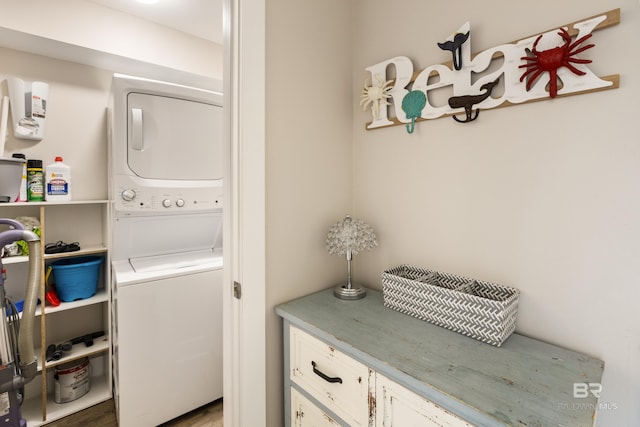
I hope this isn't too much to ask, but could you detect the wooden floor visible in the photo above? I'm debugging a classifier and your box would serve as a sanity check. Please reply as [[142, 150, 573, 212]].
[[44, 398, 223, 427]]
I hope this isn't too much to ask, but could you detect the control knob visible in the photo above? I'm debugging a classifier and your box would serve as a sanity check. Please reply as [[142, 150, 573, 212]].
[[176, 199, 186, 207], [121, 189, 136, 202], [162, 199, 172, 208]]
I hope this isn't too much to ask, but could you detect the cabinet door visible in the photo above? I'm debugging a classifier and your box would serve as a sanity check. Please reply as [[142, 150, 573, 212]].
[[291, 387, 342, 426], [375, 374, 475, 427]]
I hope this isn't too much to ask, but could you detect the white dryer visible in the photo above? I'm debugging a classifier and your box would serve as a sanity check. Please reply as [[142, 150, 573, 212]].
[[109, 74, 224, 427]]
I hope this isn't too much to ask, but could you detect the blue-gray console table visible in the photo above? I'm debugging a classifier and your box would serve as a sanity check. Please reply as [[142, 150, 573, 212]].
[[276, 288, 604, 426]]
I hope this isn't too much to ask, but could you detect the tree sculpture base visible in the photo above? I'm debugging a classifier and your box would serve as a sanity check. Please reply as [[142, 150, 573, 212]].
[[334, 283, 366, 300]]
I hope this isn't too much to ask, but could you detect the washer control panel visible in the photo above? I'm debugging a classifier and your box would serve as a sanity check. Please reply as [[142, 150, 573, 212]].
[[114, 185, 223, 215]]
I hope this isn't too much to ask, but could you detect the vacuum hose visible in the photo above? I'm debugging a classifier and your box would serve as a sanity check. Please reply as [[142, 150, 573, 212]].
[[18, 233, 40, 378]]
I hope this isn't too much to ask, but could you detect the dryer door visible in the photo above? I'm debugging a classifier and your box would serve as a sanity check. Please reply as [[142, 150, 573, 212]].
[[127, 92, 223, 181]]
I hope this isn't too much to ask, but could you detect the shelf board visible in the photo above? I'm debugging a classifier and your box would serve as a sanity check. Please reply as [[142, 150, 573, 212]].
[[37, 334, 110, 372], [21, 375, 111, 427], [37, 288, 109, 316], [44, 245, 108, 261], [0, 200, 109, 207], [1, 255, 30, 265], [3, 245, 107, 266], [15, 288, 108, 320]]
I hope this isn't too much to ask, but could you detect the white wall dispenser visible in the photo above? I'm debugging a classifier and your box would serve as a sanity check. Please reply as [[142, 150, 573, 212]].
[[7, 78, 49, 141]]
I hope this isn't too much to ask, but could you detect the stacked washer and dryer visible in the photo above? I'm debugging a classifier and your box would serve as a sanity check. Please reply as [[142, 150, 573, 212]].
[[109, 74, 224, 427]]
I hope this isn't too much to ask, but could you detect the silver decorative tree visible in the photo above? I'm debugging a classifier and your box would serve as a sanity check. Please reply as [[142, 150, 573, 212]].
[[326, 215, 377, 300]]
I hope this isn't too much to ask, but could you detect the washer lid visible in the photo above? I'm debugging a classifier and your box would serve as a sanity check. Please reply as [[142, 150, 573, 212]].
[[113, 249, 223, 286], [129, 249, 220, 273]]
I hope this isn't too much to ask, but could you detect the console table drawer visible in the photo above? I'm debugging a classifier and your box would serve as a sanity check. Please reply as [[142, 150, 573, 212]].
[[291, 387, 341, 426], [290, 325, 371, 426]]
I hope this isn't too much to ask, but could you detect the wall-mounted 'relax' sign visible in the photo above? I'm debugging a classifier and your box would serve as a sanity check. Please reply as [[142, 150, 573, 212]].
[[361, 9, 620, 132]]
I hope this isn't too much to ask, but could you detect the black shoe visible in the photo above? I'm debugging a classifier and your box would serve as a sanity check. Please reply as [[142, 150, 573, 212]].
[[45, 241, 81, 254]]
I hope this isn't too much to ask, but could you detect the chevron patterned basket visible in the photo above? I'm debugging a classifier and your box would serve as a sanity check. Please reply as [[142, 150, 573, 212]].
[[382, 265, 519, 346]]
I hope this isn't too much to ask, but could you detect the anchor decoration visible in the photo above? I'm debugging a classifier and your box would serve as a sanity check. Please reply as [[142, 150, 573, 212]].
[[448, 77, 500, 123], [402, 90, 427, 134], [437, 31, 470, 70]]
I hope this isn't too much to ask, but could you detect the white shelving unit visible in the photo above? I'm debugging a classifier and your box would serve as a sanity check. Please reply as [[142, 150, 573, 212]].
[[0, 200, 111, 426]]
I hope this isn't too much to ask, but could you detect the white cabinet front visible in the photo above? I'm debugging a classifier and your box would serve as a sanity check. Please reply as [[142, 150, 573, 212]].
[[376, 374, 475, 427], [290, 326, 372, 426]]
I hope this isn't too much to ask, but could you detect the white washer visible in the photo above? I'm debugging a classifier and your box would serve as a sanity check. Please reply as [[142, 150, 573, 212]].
[[112, 249, 222, 427], [109, 74, 224, 427]]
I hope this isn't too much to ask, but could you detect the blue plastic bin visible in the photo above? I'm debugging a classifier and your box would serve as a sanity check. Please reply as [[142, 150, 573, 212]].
[[50, 256, 103, 302]]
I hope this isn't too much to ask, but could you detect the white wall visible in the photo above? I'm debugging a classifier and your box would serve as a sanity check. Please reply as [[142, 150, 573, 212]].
[[352, 1, 639, 426], [265, 0, 354, 425]]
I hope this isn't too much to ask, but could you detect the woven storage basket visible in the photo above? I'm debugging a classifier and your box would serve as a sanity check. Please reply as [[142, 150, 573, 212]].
[[382, 265, 519, 346]]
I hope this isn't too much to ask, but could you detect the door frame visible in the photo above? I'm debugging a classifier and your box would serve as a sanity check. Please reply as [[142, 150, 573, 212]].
[[223, 0, 267, 425]]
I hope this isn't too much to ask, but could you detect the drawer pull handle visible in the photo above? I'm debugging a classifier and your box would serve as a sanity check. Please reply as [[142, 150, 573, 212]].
[[311, 361, 342, 384]]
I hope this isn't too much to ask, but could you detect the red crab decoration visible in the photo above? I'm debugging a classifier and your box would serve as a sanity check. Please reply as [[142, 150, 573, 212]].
[[519, 28, 595, 98]]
